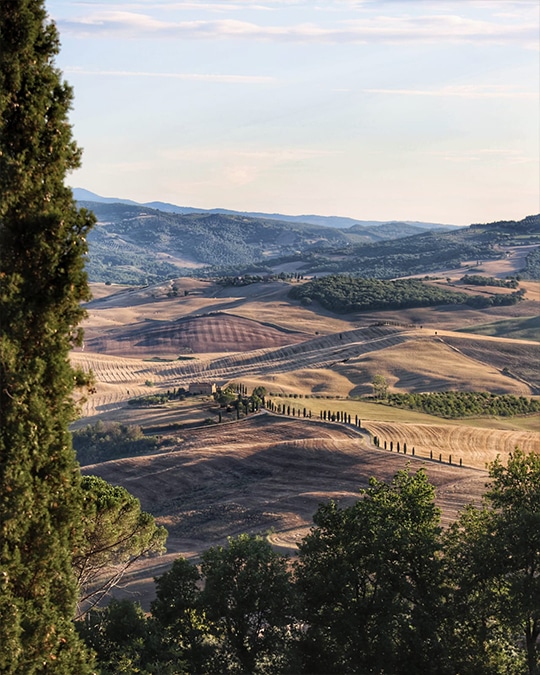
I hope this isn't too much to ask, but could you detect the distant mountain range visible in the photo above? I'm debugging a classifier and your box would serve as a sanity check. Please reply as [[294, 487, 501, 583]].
[[72, 188, 457, 232], [71, 190, 539, 285]]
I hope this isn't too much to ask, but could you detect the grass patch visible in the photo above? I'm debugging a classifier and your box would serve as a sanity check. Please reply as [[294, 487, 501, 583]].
[[267, 396, 540, 432]]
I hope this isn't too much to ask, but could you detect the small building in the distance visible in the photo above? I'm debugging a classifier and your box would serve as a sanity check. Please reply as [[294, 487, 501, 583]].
[[189, 382, 217, 396]]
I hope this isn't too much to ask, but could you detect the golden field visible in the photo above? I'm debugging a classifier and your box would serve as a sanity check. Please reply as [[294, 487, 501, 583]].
[[72, 269, 539, 603]]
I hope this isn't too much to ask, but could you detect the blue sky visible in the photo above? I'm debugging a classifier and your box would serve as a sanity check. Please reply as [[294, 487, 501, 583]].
[[49, 0, 539, 225]]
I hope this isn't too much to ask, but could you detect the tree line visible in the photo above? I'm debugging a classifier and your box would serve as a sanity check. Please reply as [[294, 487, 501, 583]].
[[77, 451, 540, 675], [383, 391, 540, 418], [72, 421, 161, 466], [460, 274, 519, 288]]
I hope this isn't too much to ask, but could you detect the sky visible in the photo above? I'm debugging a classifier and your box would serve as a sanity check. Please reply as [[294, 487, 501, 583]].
[[48, 0, 540, 226]]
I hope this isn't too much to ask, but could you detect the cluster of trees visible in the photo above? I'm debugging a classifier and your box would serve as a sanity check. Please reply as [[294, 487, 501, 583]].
[[216, 272, 304, 287], [383, 391, 540, 419], [72, 421, 161, 465], [460, 274, 519, 288], [289, 275, 470, 313], [78, 452, 540, 674], [214, 384, 267, 420], [299, 229, 503, 278], [464, 289, 525, 308], [523, 247, 540, 280], [470, 215, 540, 239], [127, 386, 189, 407], [84, 229, 183, 285], [290, 274, 525, 313]]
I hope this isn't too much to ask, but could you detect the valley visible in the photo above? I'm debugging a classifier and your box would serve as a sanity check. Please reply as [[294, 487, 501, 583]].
[[72, 262, 539, 606]]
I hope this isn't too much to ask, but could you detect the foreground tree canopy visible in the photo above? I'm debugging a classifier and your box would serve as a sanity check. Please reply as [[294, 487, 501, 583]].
[[80, 451, 539, 675], [0, 1, 95, 671], [74, 476, 167, 618]]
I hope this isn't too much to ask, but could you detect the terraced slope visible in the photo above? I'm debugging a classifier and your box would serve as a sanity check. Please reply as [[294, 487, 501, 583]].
[[74, 321, 539, 418]]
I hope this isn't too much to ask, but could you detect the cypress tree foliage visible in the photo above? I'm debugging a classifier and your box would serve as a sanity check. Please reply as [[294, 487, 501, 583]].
[[0, 2, 95, 672]]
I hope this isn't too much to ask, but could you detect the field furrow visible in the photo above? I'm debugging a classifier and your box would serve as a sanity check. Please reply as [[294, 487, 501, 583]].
[[361, 420, 539, 470]]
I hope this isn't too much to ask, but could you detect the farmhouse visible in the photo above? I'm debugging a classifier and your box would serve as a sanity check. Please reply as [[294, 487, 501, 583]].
[[189, 382, 217, 395]]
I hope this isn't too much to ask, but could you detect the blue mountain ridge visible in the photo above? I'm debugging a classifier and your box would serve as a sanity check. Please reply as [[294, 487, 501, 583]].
[[72, 188, 458, 231]]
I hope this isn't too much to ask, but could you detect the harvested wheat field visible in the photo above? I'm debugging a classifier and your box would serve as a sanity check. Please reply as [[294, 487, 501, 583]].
[[72, 324, 539, 419], [361, 420, 539, 471], [339, 336, 537, 396], [74, 278, 539, 608], [82, 413, 488, 607], [83, 312, 308, 357]]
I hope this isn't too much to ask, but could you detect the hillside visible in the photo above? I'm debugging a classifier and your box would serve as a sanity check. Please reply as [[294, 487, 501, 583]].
[[73, 276, 540, 423], [294, 214, 540, 278], [80, 414, 489, 606], [81, 201, 349, 284], [72, 274, 539, 608], [80, 198, 539, 284]]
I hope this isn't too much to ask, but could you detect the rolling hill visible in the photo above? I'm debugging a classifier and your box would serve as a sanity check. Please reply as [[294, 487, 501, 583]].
[[78, 194, 539, 285], [71, 271, 539, 607]]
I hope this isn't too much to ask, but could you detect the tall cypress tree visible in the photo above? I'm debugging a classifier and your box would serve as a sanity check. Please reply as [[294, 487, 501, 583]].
[[0, 1, 95, 671]]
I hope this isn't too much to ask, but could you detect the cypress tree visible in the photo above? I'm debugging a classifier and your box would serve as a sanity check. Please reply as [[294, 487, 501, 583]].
[[0, 2, 95, 672]]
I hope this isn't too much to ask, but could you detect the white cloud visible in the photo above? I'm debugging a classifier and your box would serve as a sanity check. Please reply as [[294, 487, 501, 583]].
[[58, 11, 538, 45], [65, 67, 276, 84]]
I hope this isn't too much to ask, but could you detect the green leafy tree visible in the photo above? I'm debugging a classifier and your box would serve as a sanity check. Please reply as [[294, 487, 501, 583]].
[[77, 599, 173, 675], [487, 450, 540, 675], [295, 468, 446, 674], [73, 476, 167, 618], [152, 556, 209, 672], [444, 450, 540, 674], [200, 533, 295, 673], [0, 1, 96, 671], [371, 374, 388, 399], [215, 385, 237, 407]]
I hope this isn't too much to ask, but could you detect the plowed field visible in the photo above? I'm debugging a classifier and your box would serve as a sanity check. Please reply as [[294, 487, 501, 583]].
[[84, 312, 308, 357]]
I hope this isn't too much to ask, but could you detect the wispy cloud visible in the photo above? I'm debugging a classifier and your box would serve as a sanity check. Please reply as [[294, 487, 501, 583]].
[[159, 146, 339, 162], [362, 85, 538, 98], [64, 67, 275, 84], [430, 148, 537, 164], [71, 1, 279, 10], [58, 11, 537, 45]]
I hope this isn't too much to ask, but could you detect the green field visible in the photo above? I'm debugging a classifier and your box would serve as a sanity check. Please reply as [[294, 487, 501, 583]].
[[266, 395, 540, 433]]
